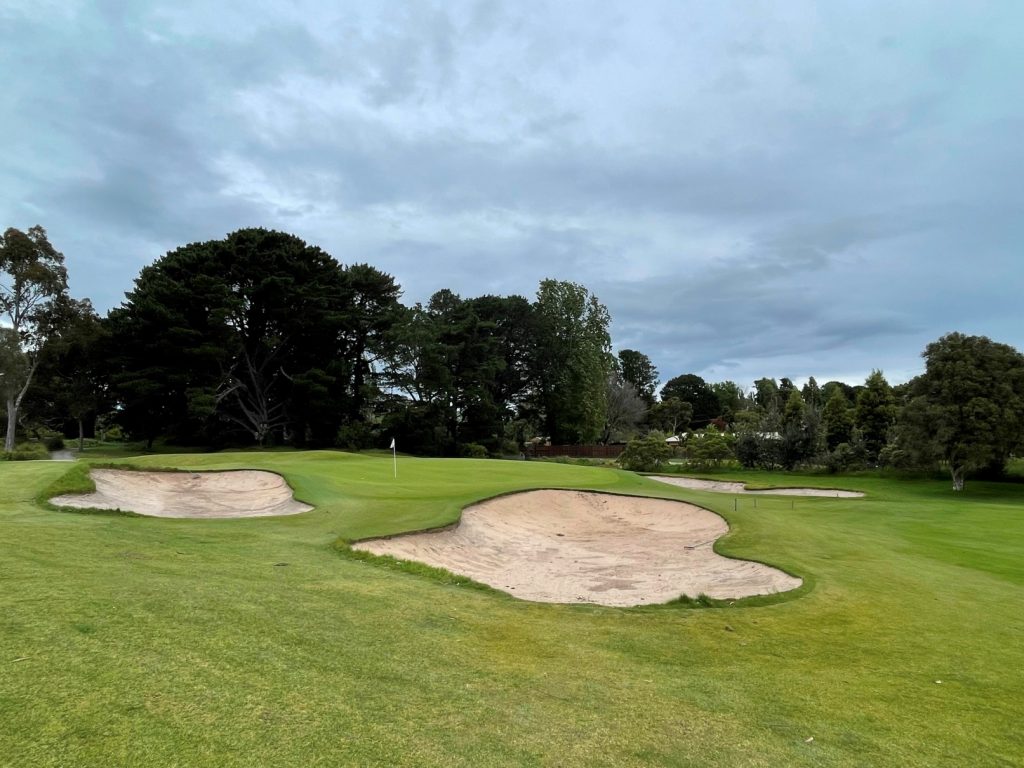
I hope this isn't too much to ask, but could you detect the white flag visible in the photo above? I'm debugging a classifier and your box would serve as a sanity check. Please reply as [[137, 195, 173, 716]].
[[390, 438, 396, 450]]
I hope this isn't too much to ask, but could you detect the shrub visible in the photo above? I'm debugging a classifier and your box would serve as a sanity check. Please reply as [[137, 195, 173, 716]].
[[496, 439, 521, 457], [3, 442, 50, 461], [618, 433, 672, 472], [103, 424, 125, 441], [825, 442, 866, 474], [459, 442, 488, 459], [44, 435, 65, 451], [684, 426, 735, 468], [335, 423, 377, 450], [735, 433, 760, 469]]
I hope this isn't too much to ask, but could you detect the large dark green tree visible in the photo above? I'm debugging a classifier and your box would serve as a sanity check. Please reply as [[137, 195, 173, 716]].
[[779, 388, 821, 469], [531, 279, 612, 444], [710, 380, 745, 424], [821, 385, 854, 451], [896, 333, 1024, 490], [778, 377, 798, 408], [28, 299, 109, 450], [801, 376, 822, 410], [388, 290, 499, 452], [109, 228, 397, 447], [383, 291, 536, 454], [0, 226, 70, 451], [753, 377, 780, 412], [660, 373, 718, 426], [854, 370, 896, 462], [338, 263, 405, 427]]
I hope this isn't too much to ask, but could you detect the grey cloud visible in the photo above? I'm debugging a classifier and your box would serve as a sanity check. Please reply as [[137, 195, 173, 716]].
[[2, 0, 1022, 388]]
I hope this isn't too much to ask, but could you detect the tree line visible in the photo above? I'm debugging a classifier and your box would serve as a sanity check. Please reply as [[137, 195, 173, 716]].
[[2, 226, 614, 456], [620, 340, 1023, 490], [3, 225, 1022, 489]]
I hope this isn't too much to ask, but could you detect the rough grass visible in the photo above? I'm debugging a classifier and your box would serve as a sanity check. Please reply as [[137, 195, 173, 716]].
[[2, 451, 1023, 767]]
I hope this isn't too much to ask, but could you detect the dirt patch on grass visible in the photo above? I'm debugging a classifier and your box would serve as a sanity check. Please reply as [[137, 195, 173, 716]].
[[650, 476, 864, 497], [51, 468, 312, 518], [353, 489, 800, 607]]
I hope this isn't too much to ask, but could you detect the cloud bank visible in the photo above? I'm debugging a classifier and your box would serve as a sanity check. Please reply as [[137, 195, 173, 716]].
[[3, 0, 1021, 388]]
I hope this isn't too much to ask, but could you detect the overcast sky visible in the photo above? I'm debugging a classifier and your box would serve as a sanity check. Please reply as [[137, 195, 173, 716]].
[[3, 1, 1021, 390]]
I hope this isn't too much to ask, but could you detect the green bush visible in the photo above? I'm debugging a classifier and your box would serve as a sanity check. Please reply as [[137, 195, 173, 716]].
[[496, 439, 521, 457], [684, 426, 735, 468], [3, 442, 50, 461], [103, 424, 125, 441], [335, 422, 377, 450], [459, 442, 489, 459], [44, 435, 65, 451], [618, 433, 672, 472], [825, 442, 866, 474]]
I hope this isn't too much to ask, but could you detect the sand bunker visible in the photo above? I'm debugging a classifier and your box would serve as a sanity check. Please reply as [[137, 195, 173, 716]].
[[51, 469, 313, 518], [354, 490, 800, 607], [650, 476, 863, 497]]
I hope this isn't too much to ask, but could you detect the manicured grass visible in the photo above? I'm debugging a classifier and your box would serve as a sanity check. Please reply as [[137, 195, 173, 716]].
[[2, 452, 1023, 766]]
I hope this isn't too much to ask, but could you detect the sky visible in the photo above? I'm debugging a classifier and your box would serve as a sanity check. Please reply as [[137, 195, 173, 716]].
[[3, 1, 1022, 391]]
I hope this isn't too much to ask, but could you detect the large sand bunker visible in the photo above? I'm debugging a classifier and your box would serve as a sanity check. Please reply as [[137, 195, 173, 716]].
[[650, 476, 863, 497], [51, 469, 313, 518], [354, 490, 800, 607]]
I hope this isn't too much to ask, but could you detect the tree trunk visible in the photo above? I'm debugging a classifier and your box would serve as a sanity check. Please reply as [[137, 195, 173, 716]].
[[4, 398, 15, 452], [4, 362, 38, 452], [78, 418, 85, 452], [951, 465, 965, 492]]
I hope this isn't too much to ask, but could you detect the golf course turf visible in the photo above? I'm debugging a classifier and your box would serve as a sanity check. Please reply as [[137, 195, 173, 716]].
[[2, 451, 1023, 766]]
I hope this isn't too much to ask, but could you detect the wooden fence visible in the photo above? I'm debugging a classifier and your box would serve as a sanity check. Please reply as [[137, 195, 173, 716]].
[[528, 443, 624, 459]]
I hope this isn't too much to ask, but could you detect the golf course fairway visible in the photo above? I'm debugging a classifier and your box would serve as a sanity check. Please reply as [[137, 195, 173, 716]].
[[2, 450, 1022, 767]]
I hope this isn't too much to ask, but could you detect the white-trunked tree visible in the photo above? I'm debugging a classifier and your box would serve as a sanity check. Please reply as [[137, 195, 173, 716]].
[[0, 226, 69, 452]]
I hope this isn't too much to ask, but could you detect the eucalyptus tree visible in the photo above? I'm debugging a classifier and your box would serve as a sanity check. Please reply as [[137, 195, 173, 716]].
[[647, 397, 693, 438], [0, 226, 69, 451], [601, 372, 647, 444]]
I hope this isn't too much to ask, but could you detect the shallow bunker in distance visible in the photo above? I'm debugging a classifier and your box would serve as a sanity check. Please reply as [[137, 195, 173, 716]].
[[650, 476, 864, 497]]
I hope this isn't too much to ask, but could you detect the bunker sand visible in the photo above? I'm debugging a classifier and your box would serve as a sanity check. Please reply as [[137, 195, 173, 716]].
[[651, 476, 864, 497], [354, 489, 800, 607], [52, 469, 313, 518]]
